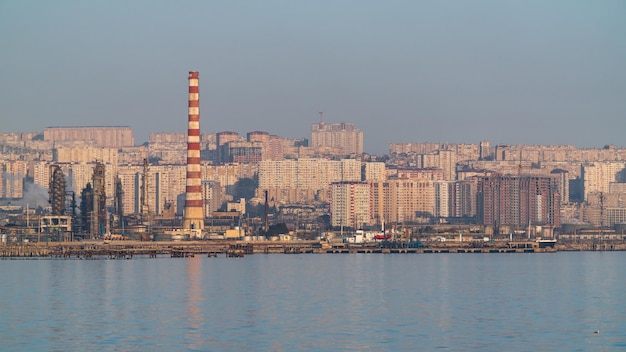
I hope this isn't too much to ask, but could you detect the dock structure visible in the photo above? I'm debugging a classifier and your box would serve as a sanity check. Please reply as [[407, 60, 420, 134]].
[[1, 239, 625, 258], [0, 244, 51, 257]]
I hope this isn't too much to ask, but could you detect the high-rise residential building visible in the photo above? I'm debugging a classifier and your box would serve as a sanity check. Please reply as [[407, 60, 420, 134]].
[[479, 140, 491, 160], [258, 158, 362, 204], [395, 168, 445, 180], [222, 141, 263, 164], [202, 180, 222, 217], [44, 126, 134, 148], [116, 165, 142, 215], [330, 181, 371, 228], [118, 146, 149, 165], [369, 178, 436, 225], [247, 131, 270, 143], [454, 178, 479, 218], [265, 135, 286, 161], [434, 181, 455, 218], [551, 169, 570, 204], [437, 150, 457, 181], [216, 131, 240, 164], [310, 122, 363, 155], [148, 133, 187, 164], [477, 175, 561, 228], [363, 162, 386, 182], [201, 162, 258, 200], [32, 161, 51, 189], [244, 131, 295, 161], [0, 160, 27, 198], [582, 162, 626, 201], [53, 146, 119, 164]]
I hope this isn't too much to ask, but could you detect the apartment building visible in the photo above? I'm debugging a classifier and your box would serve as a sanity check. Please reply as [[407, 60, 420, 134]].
[[53, 146, 119, 164], [581, 162, 626, 201], [363, 162, 386, 182], [44, 126, 134, 148], [330, 181, 371, 228], [0, 160, 27, 198], [369, 178, 436, 225], [477, 175, 561, 228], [311, 122, 363, 156], [258, 158, 362, 204]]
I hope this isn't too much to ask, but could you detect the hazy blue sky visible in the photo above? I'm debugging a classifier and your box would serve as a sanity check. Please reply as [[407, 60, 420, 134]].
[[1, 1, 625, 154]]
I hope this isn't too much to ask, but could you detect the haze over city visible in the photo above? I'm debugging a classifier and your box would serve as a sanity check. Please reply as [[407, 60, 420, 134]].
[[4, 3, 626, 350], [2, 1, 626, 154]]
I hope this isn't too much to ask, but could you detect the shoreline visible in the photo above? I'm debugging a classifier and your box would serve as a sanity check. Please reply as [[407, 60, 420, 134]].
[[2, 239, 625, 258]]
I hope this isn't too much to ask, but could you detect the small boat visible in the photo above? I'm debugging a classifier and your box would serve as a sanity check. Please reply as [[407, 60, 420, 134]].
[[535, 239, 557, 248], [373, 234, 391, 241]]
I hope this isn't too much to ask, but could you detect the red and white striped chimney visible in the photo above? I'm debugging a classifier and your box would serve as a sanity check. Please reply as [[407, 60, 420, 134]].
[[183, 71, 204, 231]]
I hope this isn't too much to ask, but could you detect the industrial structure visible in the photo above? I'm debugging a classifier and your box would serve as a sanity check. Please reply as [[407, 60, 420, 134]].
[[48, 165, 66, 215], [91, 161, 107, 238], [182, 71, 204, 233], [44, 164, 74, 240], [114, 175, 123, 228]]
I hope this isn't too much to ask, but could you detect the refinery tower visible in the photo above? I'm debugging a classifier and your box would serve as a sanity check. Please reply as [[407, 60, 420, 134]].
[[182, 71, 204, 232]]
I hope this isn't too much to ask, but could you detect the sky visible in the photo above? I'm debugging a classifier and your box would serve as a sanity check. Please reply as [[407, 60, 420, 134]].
[[1, 1, 625, 154]]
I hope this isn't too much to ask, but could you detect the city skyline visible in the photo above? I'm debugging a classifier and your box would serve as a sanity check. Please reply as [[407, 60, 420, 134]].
[[2, 1, 625, 154]]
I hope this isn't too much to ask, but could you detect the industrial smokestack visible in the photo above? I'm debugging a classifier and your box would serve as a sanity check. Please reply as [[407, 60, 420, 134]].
[[183, 71, 204, 231]]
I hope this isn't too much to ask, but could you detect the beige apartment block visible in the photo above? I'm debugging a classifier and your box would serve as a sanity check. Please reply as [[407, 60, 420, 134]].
[[201, 163, 258, 198], [53, 146, 119, 164], [364, 162, 386, 182], [390, 142, 481, 162], [395, 168, 445, 180], [118, 146, 148, 165], [264, 135, 287, 161], [258, 158, 362, 204], [116, 164, 187, 216], [116, 165, 143, 215], [434, 181, 455, 218], [32, 161, 53, 189], [582, 162, 626, 201], [1, 160, 28, 198], [494, 144, 626, 163], [202, 180, 222, 217], [311, 122, 363, 156], [44, 127, 134, 148], [369, 178, 436, 225], [0, 132, 43, 147]]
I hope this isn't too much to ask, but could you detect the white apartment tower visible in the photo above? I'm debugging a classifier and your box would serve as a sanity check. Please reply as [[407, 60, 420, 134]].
[[330, 181, 371, 229]]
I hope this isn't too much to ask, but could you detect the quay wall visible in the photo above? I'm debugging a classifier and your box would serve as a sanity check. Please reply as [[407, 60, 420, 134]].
[[1, 240, 625, 258]]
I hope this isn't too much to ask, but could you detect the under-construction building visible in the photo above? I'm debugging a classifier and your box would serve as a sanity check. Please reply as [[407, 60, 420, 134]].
[[477, 174, 561, 230]]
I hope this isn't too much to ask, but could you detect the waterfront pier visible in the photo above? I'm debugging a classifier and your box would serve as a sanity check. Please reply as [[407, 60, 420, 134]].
[[2, 238, 625, 258]]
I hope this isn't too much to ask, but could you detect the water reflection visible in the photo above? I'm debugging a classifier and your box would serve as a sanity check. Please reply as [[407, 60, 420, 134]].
[[184, 257, 204, 350], [1, 253, 625, 351]]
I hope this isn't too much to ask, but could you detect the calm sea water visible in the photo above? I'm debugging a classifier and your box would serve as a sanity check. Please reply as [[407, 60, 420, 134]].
[[1, 252, 625, 351]]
